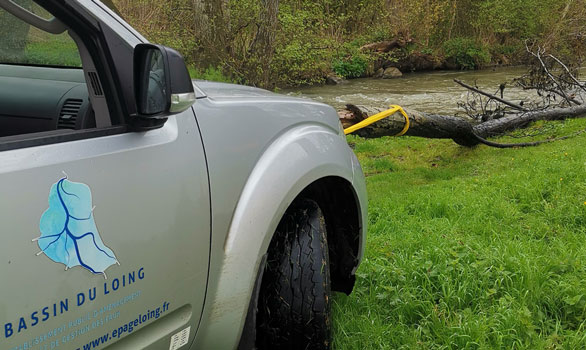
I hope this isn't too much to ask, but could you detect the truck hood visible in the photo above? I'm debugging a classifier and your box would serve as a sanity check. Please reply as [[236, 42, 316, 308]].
[[192, 80, 278, 99], [191, 80, 343, 136]]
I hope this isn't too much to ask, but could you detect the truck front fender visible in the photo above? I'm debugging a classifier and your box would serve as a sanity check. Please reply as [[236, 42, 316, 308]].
[[193, 123, 364, 349]]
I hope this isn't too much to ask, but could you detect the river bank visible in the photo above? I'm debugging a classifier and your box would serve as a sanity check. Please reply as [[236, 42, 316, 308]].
[[328, 38, 517, 85]]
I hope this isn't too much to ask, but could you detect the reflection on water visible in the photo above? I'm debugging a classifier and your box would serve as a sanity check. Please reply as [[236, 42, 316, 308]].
[[283, 67, 585, 115]]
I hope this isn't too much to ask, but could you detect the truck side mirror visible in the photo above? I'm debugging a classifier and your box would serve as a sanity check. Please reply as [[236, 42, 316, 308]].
[[134, 44, 195, 118]]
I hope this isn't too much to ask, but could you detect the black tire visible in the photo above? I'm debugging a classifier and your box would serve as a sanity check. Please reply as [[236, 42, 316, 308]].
[[256, 199, 332, 350]]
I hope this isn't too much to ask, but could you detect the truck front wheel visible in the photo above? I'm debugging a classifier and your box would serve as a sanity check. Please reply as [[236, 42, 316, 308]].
[[256, 199, 332, 350]]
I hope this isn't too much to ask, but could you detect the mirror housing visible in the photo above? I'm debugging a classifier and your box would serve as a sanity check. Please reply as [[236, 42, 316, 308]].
[[133, 44, 195, 129]]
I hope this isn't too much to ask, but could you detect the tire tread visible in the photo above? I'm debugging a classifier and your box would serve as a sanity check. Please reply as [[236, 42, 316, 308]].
[[256, 199, 331, 350]]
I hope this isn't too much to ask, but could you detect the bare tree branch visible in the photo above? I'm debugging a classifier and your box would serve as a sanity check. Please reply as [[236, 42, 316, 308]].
[[548, 54, 586, 93], [526, 43, 574, 105], [454, 79, 529, 112]]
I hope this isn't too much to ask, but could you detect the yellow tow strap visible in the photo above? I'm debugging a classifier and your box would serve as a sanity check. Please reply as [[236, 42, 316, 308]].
[[344, 105, 410, 136]]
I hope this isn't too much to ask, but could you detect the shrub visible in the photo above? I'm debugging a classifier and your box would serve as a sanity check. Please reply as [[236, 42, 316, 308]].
[[333, 55, 369, 79], [272, 39, 332, 86], [270, 7, 334, 86], [332, 43, 372, 79], [189, 66, 234, 83], [443, 38, 491, 70]]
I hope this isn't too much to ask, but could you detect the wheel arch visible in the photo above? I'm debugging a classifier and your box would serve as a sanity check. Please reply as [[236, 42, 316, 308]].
[[194, 124, 366, 349], [296, 176, 362, 295], [237, 176, 363, 350]]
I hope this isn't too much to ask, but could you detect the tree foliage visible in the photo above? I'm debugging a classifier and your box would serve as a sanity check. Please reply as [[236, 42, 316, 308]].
[[443, 38, 491, 70], [113, 0, 585, 88]]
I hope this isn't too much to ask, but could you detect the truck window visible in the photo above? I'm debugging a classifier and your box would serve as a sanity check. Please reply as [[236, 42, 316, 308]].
[[0, 1, 119, 148], [0, 2, 82, 68]]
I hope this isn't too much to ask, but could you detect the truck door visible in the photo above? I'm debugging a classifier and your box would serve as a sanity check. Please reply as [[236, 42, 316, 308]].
[[1, 114, 211, 350], [0, 2, 210, 350]]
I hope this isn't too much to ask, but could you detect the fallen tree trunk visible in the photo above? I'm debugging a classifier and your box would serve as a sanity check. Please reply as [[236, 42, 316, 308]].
[[339, 105, 478, 145], [339, 50, 586, 148], [474, 105, 586, 137], [339, 104, 586, 147]]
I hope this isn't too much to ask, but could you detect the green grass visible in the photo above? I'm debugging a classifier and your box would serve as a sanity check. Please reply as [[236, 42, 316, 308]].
[[333, 119, 586, 349], [2, 28, 82, 67], [23, 40, 81, 67]]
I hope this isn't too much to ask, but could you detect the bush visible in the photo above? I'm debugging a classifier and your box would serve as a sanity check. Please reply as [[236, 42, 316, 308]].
[[270, 7, 334, 87], [272, 39, 332, 86], [333, 55, 369, 79], [189, 66, 234, 83], [332, 42, 372, 79], [443, 38, 491, 70]]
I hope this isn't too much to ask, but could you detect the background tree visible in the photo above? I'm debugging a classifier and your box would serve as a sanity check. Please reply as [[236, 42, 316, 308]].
[[113, 0, 586, 88]]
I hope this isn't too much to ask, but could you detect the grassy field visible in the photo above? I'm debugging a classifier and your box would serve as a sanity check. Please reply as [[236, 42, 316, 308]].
[[333, 119, 586, 349], [2, 28, 82, 68]]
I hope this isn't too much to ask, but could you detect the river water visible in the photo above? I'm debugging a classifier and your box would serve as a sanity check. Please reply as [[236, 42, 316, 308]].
[[284, 67, 584, 115]]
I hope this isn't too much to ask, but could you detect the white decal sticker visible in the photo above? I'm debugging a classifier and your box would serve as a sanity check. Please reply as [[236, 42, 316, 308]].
[[169, 326, 191, 350]]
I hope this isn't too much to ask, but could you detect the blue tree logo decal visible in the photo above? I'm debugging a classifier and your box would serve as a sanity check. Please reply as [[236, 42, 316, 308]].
[[33, 176, 119, 278]]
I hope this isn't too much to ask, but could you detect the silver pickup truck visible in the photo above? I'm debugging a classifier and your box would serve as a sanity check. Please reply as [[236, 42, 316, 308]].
[[0, 1, 367, 349]]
